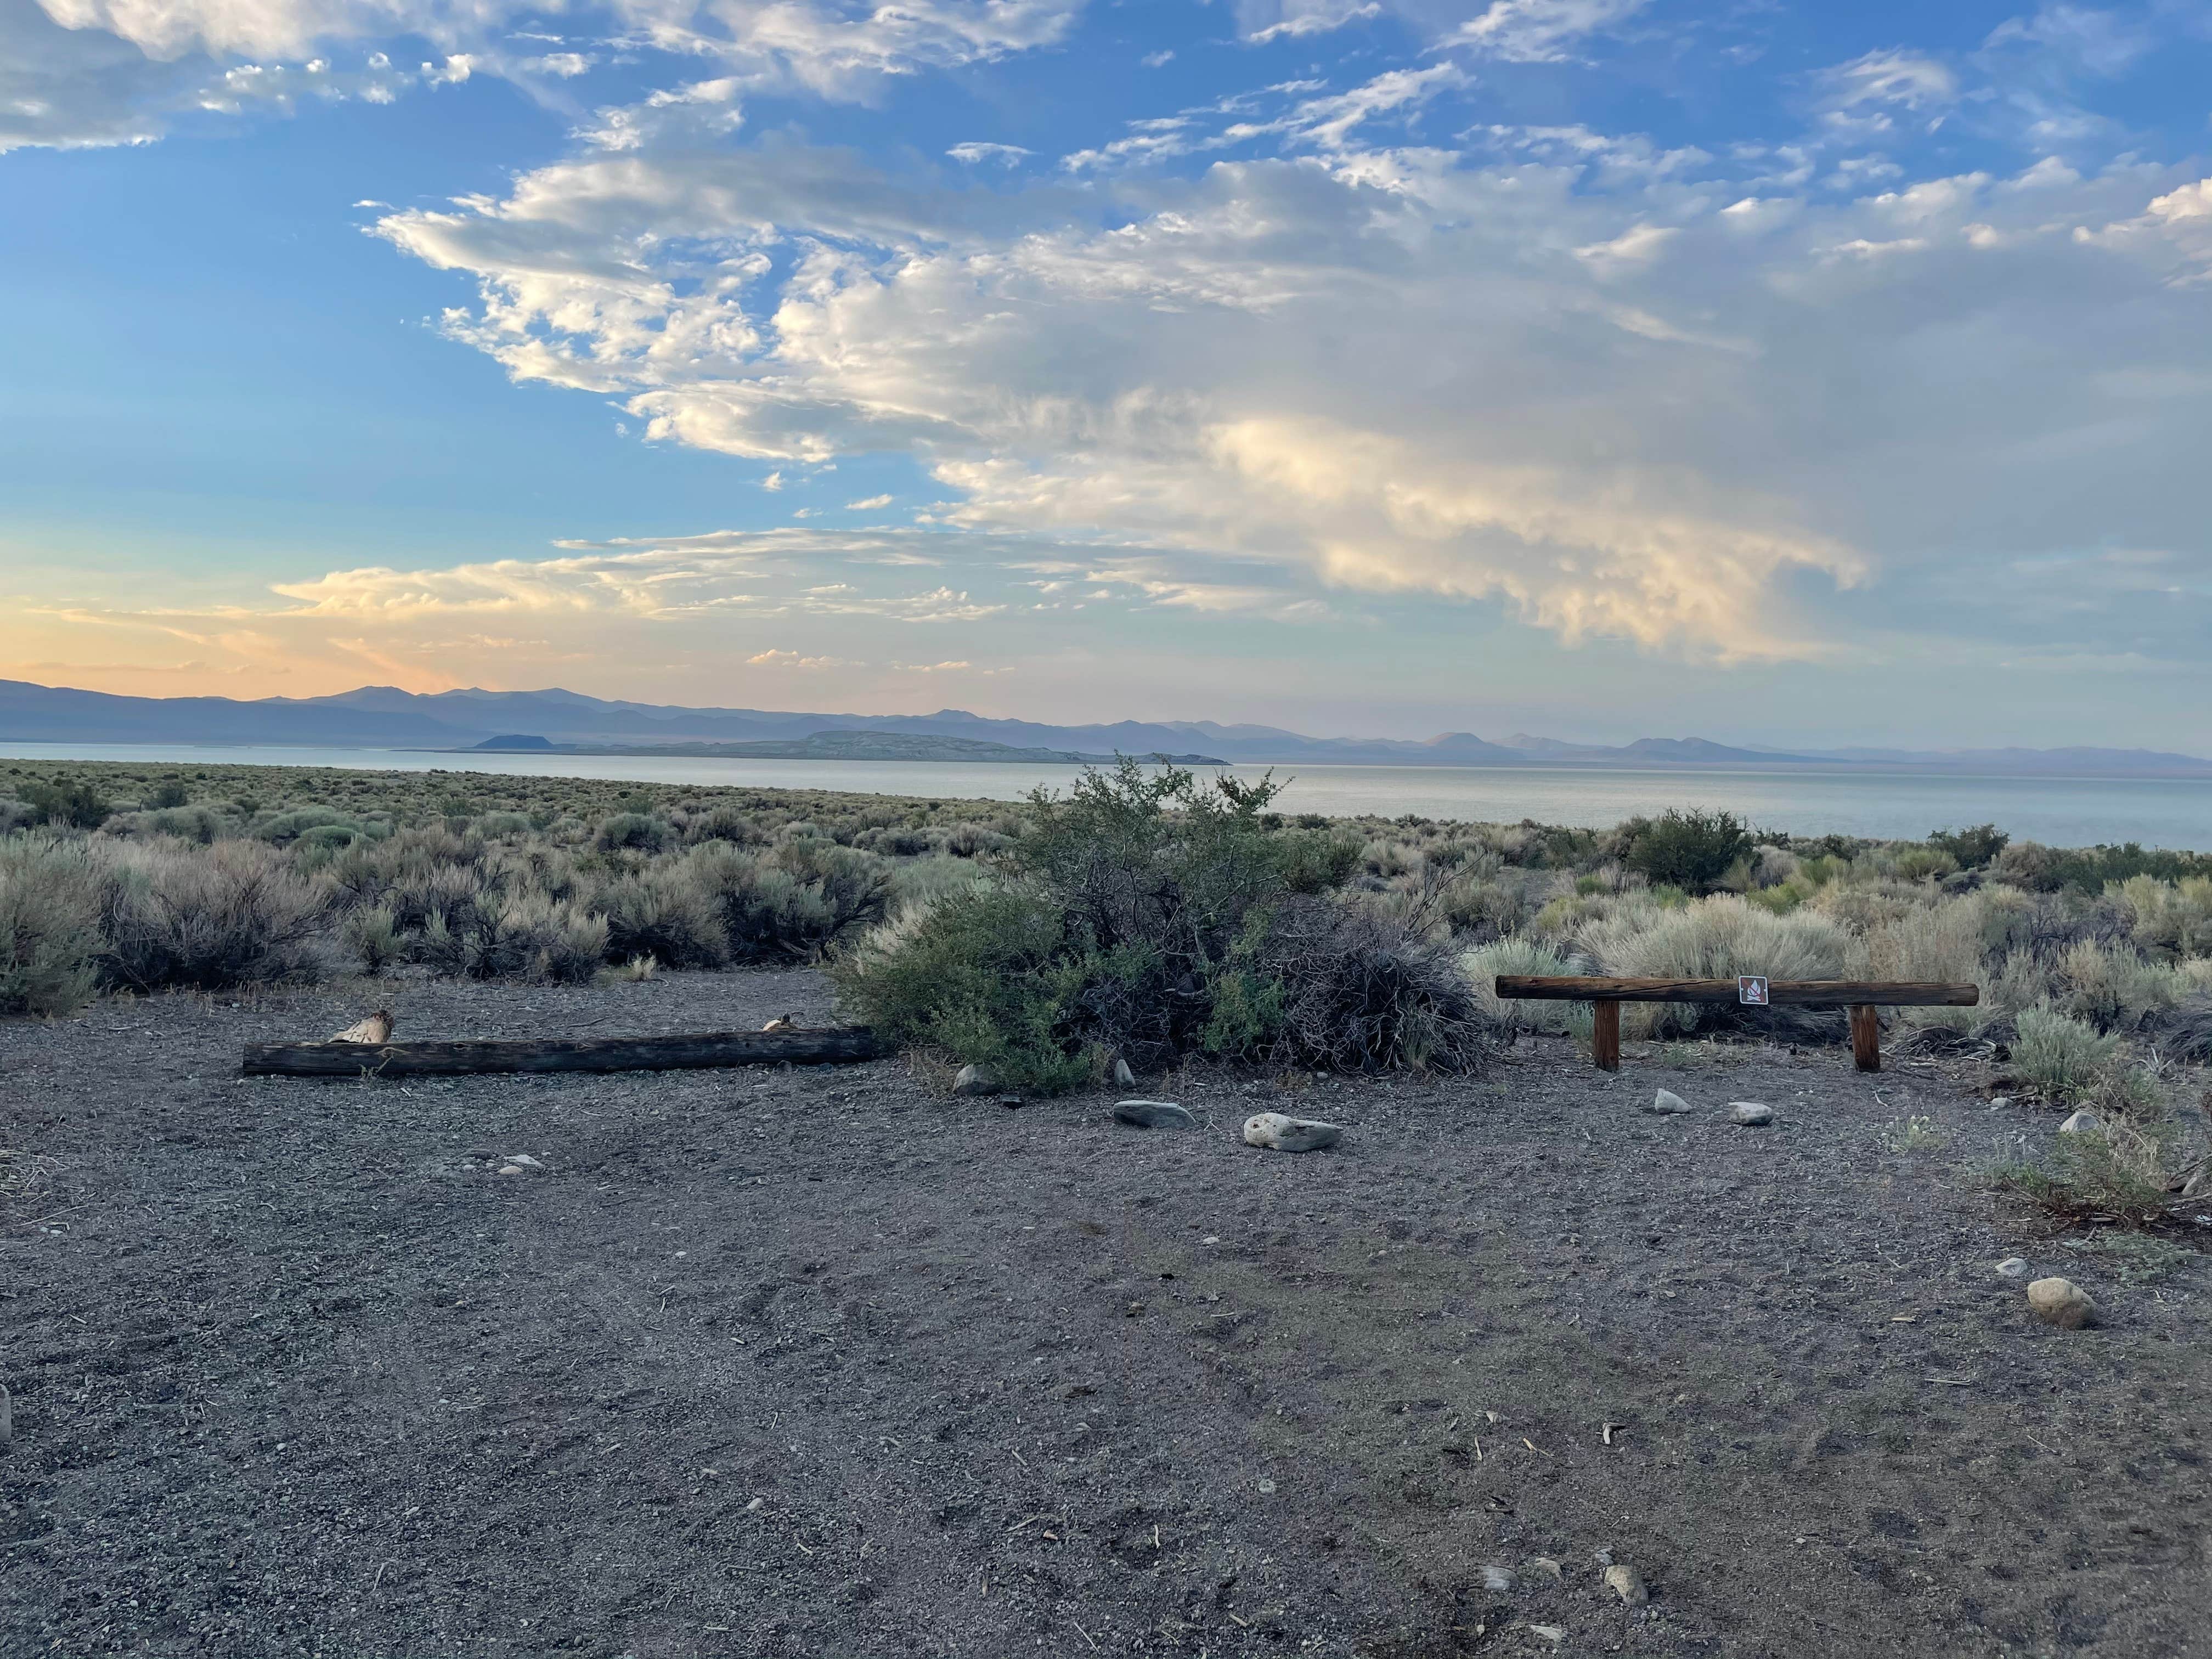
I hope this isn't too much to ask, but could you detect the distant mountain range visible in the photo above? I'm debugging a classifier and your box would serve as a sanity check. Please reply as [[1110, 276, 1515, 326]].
[[487, 730, 1227, 765], [4, 678, 2210, 777]]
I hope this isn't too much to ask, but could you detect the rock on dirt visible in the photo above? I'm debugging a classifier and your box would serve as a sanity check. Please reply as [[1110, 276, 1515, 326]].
[[1650, 1089, 1695, 1115], [2028, 1277, 2098, 1329], [1479, 1565, 1515, 1592], [1242, 1111, 1342, 1152], [1113, 1100, 1194, 1130], [1995, 1257, 2032, 1279], [952, 1064, 997, 1097], [2058, 1110, 2103, 1136], [1604, 1564, 1650, 1605], [1726, 1102, 1774, 1126], [1112, 1056, 1137, 1087]]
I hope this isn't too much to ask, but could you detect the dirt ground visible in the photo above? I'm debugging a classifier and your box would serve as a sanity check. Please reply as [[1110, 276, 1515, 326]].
[[3, 970, 2209, 1659]]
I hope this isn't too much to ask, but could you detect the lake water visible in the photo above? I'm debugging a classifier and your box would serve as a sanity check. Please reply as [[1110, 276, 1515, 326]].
[[4, 741, 2209, 849]]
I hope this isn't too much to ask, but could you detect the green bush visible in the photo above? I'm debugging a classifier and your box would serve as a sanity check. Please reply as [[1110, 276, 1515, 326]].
[[594, 812, 670, 854], [22, 777, 111, 829], [1929, 823, 2008, 869], [834, 762, 1491, 1086], [1624, 809, 1756, 895], [833, 887, 1091, 1091]]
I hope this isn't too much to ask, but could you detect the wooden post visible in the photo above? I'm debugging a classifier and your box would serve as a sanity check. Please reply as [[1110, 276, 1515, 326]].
[[1849, 1004, 1881, 1073], [1592, 1001, 1621, 1072]]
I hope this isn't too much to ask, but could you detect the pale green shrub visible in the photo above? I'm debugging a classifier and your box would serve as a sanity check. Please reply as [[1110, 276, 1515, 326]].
[[0, 836, 101, 1016], [2012, 1006, 2119, 1101], [95, 838, 332, 991], [1462, 936, 1593, 1037], [1578, 894, 1853, 1037], [2056, 938, 2183, 1032]]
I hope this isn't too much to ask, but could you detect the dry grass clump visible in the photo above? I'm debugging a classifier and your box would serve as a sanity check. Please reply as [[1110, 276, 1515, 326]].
[[0, 836, 103, 1017]]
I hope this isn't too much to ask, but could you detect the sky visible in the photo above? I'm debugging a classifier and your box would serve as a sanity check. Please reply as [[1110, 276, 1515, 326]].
[[3, 0, 2210, 748]]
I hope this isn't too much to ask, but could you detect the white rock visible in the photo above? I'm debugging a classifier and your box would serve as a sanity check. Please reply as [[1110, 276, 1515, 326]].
[[1726, 1102, 1774, 1126], [497, 1165, 523, 1177], [1242, 1112, 1342, 1153], [1994, 1257, 2031, 1279], [1650, 1089, 1694, 1115], [2027, 1277, 2097, 1329], [1479, 1565, 1515, 1593], [1114, 1099, 1194, 1130], [1988, 1095, 2015, 1110], [506, 1153, 543, 1169], [952, 1064, 997, 1097], [1112, 1056, 1137, 1087], [1603, 1564, 1649, 1605], [2058, 1110, 2103, 1136], [1528, 1627, 1565, 1645]]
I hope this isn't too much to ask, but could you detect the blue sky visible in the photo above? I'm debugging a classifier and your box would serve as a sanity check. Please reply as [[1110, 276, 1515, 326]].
[[3, 0, 2210, 747]]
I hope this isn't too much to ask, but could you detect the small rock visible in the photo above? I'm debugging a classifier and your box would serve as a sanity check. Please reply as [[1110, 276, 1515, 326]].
[[2058, 1110, 2103, 1136], [1256, 1478, 1277, 1494], [497, 1165, 523, 1177], [1591, 1546, 1614, 1567], [467, 1148, 496, 1160], [1527, 1556, 1563, 1583], [1650, 1089, 1694, 1115], [1726, 1102, 1774, 1126], [2185, 1166, 2212, 1200], [1115, 1099, 1194, 1130], [1528, 1627, 1565, 1645], [1988, 1095, 2015, 1110], [1994, 1257, 2031, 1280], [2027, 1277, 2097, 1329], [1113, 1056, 1137, 1087], [1479, 1565, 1515, 1593], [998, 1096, 1025, 1110], [952, 1064, 997, 1097], [1242, 1112, 1342, 1152], [506, 1153, 543, 1169], [744, 1496, 765, 1513], [1603, 1564, 1649, 1605]]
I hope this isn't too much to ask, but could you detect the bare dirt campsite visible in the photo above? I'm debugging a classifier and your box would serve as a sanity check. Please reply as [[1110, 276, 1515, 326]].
[[5, 968, 2208, 1658]]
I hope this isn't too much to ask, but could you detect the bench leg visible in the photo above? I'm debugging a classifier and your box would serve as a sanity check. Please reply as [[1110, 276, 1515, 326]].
[[1850, 1003, 1881, 1072], [1593, 1002, 1621, 1072]]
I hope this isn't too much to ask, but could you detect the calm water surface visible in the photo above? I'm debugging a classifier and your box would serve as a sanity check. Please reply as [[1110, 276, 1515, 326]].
[[4, 742, 2209, 849]]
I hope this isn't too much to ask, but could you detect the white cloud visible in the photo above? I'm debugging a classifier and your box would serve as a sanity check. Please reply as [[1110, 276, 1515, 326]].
[[1239, 0, 1380, 46], [948, 140, 1031, 165], [748, 648, 851, 668], [846, 494, 894, 510], [1450, 0, 1646, 63]]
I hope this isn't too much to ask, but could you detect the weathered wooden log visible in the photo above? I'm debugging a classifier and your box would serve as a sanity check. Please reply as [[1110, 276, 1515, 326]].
[[241, 1028, 884, 1078], [1494, 977, 1978, 1007]]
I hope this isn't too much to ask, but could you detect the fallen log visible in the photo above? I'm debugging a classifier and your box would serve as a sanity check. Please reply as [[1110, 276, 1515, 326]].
[[241, 1028, 884, 1079]]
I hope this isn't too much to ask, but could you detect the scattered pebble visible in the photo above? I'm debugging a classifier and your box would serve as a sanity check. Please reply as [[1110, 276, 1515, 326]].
[[1726, 1102, 1774, 1126], [1649, 1089, 1694, 1116], [1988, 1095, 2015, 1110], [1479, 1565, 1515, 1593], [2058, 1110, 2103, 1137], [1592, 1546, 1614, 1566], [1528, 1626, 1565, 1645], [1603, 1564, 1649, 1605], [1115, 1100, 1194, 1130], [745, 1497, 765, 1513], [1201, 1235, 1220, 1246], [952, 1064, 997, 1097], [497, 1165, 523, 1177], [1242, 1112, 1342, 1152], [2027, 1277, 2097, 1329], [1995, 1257, 2031, 1279], [1256, 1479, 1277, 1494], [1527, 1556, 1563, 1583]]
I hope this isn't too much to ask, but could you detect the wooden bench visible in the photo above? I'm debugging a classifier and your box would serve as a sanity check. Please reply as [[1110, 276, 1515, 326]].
[[1492, 977, 1979, 1073]]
